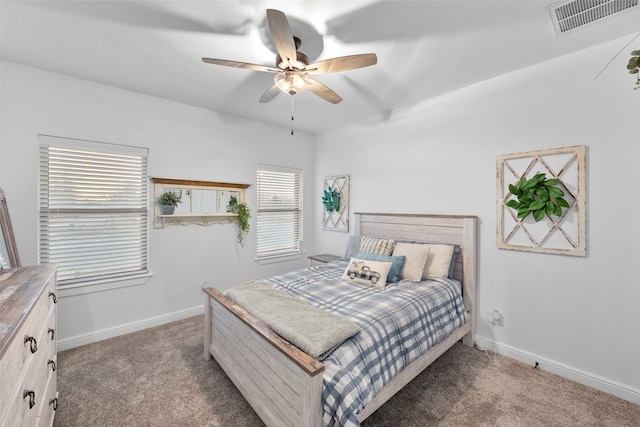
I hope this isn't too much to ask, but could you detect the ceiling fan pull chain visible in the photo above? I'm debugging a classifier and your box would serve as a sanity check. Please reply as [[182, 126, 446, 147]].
[[291, 95, 295, 135]]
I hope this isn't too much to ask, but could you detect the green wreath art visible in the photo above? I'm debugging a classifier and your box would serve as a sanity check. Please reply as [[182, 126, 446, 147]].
[[506, 173, 570, 222], [322, 188, 341, 213]]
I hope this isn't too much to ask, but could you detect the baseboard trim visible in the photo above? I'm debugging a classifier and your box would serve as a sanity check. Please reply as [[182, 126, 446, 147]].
[[57, 305, 204, 351], [475, 337, 640, 405]]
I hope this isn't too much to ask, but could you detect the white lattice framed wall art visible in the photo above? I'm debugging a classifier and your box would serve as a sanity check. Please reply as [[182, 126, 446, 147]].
[[322, 175, 349, 232], [497, 146, 586, 256]]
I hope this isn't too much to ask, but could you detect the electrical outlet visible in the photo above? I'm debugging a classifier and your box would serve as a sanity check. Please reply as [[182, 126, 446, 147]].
[[487, 309, 502, 325]]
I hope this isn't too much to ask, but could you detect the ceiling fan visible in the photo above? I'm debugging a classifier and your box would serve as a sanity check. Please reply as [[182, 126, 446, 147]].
[[202, 9, 377, 105]]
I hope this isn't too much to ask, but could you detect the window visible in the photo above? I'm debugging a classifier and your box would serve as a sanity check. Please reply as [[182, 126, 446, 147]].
[[38, 135, 149, 286], [256, 164, 303, 260]]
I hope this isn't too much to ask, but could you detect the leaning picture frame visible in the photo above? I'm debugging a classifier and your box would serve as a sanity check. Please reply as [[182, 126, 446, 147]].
[[0, 187, 21, 269]]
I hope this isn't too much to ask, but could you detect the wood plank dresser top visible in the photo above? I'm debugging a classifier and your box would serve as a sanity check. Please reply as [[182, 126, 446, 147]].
[[0, 264, 57, 358]]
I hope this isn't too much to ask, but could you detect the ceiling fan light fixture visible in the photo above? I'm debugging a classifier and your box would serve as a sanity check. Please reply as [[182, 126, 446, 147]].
[[274, 71, 310, 95], [203, 9, 376, 109]]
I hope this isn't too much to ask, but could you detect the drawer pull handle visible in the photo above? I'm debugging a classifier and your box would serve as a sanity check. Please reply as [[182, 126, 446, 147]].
[[23, 390, 36, 409], [49, 397, 59, 411], [48, 359, 57, 372], [49, 328, 55, 340], [49, 292, 57, 303], [24, 335, 38, 353]]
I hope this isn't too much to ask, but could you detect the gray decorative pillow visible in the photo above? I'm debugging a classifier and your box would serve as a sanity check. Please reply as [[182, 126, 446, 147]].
[[344, 235, 363, 259], [448, 245, 461, 278], [359, 237, 395, 256]]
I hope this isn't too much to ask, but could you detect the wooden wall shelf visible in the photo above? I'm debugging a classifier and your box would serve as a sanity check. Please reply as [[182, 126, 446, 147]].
[[152, 178, 249, 229]]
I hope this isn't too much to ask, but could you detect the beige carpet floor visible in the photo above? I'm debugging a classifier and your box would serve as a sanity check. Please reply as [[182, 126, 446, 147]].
[[53, 315, 639, 427]]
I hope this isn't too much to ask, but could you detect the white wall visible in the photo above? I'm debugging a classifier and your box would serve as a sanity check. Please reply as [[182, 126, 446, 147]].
[[0, 61, 316, 347], [314, 38, 640, 403], [2, 34, 639, 405]]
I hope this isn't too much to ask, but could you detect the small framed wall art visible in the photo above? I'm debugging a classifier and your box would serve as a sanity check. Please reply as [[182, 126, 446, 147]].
[[322, 175, 349, 232]]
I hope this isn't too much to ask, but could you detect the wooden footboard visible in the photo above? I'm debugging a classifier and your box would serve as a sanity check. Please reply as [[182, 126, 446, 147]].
[[204, 288, 324, 427], [356, 321, 471, 421]]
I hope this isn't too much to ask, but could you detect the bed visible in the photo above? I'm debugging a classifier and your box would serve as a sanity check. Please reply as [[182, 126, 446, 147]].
[[204, 212, 477, 426]]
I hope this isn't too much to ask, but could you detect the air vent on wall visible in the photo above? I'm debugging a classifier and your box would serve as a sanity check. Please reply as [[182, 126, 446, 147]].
[[548, 0, 638, 35]]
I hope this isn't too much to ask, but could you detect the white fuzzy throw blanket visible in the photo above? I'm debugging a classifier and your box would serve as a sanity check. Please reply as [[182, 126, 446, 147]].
[[225, 281, 360, 360]]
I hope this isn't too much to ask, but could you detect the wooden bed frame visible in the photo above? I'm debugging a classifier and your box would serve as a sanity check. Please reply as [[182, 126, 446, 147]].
[[204, 213, 477, 426]]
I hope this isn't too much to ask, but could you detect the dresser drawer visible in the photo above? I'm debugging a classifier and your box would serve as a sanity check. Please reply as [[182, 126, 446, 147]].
[[44, 312, 58, 378], [0, 266, 57, 427], [4, 324, 51, 427], [0, 277, 56, 407], [1, 358, 49, 427], [36, 372, 58, 427], [32, 308, 58, 394]]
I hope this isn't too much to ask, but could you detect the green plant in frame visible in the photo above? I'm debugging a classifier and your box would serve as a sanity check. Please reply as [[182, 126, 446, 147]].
[[628, 49, 640, 91], [322, 188, 341, 213], [506, 173, 570, 222], [226, 195, 251, 246]]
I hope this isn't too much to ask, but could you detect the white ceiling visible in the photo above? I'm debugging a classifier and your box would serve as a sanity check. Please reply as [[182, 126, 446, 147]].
[[1, 1, 639, 134]]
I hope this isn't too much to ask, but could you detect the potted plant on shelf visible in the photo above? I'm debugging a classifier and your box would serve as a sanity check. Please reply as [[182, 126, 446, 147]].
[[226, 195, 251, 246], [156, 191, 182, 215]]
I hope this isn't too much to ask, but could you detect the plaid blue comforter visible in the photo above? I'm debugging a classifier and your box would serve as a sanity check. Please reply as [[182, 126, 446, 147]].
[[263, 259, 469, 427]]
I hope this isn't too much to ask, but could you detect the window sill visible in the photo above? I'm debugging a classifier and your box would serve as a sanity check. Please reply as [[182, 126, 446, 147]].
[[58, 272, 153, 298], [255, 252, 305, 265]]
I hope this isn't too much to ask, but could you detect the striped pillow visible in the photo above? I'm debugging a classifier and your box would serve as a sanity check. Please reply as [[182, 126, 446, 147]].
[[359, 237, 395, 256]]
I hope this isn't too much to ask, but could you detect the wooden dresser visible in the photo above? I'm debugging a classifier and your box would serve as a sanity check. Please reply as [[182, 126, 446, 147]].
[[0, 264, 58, 427]]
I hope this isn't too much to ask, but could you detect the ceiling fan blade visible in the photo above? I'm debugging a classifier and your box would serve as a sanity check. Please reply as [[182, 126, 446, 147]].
[[308, 78, 343, 104], [202, 58, 278, 73], [306, 53, 377, 74], [259, 83, 281, 103], [266, 9, 297, 66]]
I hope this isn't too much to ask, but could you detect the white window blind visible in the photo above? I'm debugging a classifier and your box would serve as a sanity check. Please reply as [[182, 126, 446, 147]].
[[38, 135, 149, 286], [256, 165, 303, 259]]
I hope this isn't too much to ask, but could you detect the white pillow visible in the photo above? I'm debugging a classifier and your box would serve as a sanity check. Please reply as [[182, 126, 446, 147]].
[[422, 244, 455, 278], [391, 243, 430, 281], [342, 258, 393, 289]]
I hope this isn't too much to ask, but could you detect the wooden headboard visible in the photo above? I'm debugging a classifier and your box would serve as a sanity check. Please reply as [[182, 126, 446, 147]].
[[354, 212, 477, 345]]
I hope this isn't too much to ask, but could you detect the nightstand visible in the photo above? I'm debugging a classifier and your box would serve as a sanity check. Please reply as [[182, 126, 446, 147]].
[[308, 253, 341, 266]]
